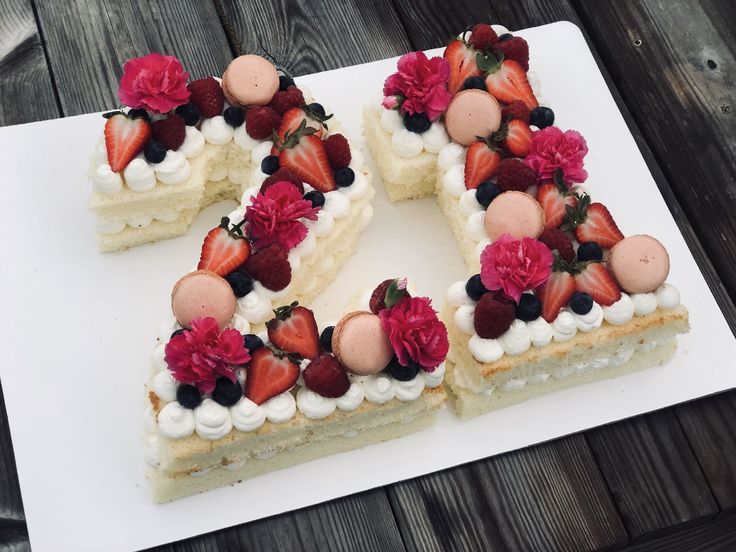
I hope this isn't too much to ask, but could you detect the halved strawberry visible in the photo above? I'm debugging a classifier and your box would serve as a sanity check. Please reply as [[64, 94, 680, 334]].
[[536, 267, 576, 322], [444, 39, 481, 95], [244, 347, 300, 405], [277, 120, 336, 192], [574, 262, 621, 306], [302, 353, 350, 398], [267, 302, 321, 360], [502, 119, 533, 157], [537, 171, 579, 229], [568, 196, 624, 248], [271, 106, 332, 154], [197, 217, 251, 277], [464, 141, 501, 190], [485, 59, 538, 110], [104, 112, 151, 172]]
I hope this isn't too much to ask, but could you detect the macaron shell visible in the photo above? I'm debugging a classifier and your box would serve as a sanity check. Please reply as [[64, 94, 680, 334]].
[[171, 270, 237, 329], [222, 55, 279, 106], [444, 89, 502, 146], [608, 235, 670, 293], [331, 311, 394, 375], [484, 191, 545, 240]]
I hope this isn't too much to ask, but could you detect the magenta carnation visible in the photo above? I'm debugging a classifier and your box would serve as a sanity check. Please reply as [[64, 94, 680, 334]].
[[383, 51, 452, 121], [164, 317, 249, 394], [118, 53, 190, 113], [523, 127, 589, 185], [244, 181, 319, 250], [379, 297, 449, 372], [480, 234, 554, 303]]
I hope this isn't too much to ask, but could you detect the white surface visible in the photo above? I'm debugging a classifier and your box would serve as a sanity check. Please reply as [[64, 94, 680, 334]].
[[0, 21, 734, 552]]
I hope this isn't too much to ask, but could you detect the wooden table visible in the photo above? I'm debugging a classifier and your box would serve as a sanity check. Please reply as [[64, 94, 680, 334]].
[[1, 1, 735, 550]]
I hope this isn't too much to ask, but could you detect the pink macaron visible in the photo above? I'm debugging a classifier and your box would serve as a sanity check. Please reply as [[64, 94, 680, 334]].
[[331, 311, 394, 375], [608, 235, 670, 293], [222, 55, 280, 107], [484, 191, 545, 240], [171, 270, 237, 329], [443, 89, 502, 146]]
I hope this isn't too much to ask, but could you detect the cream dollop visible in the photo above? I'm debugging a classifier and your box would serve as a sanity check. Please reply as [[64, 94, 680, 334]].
[[296, 388, 336, 419], [154, 151, 191, 185], [632, 293, 658, 316], [422, 122, 450, 153], [454, 304, 477, 335], [552, 311, 577, 342], [363, 374, 396, 404], [151, 343, 167, 370], [93, 164, 123, 194], [395, 377, 425, 401], [230, 398, 267, 431], [339, 170, 369, 200], [459, 189, 484, 216], [421, 362, 446, 388], [152, 370, 178, 402], [335, 382, 365, 411], [305, 210, 335, 237], [500, 319, 531, 355], [392, 129, 424, 158], [251, 140, 274, 166], [229, 313, 251, 335], [195, 399, 232, 440], [323, 191, 351, 219], [465, 211, 487, 242], [469, 334, 504, 363], [201, 115, 234, 145], [526, 317, 553, 347], [603, 294, 635, 325], [574, 302, 604, 332], [293, 230, 317, 258], [237, 290, 273, 324], [179, 126, 205, 157], [263, 392, 296, 423], [380, 109, 403, 133], [446, 281, 475, 308], [157, 402, 195, 439], [656, 284, 680, 309], [438, 143, 466, 171], [234, 123, 261, 151], [442, 164, 466, 197], [475, 238, 492, 257]]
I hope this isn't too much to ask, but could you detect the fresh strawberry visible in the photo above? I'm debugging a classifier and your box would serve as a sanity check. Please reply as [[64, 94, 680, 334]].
[[574, 262, 622, 306], [260, 167, 304, 194], [187, 77, 224, 118], [502, 119, 533, 157], [501, 100, 530, 123], [537, 267, 576, 322], [267, 302, 321, 360], [444, 39, 481, 95], [494, 36, 530, 71], [268, 86, 304, 115], [568, 196, 624, 248], [244, 347, 300, 405], [485, 59, 538, 110], [302, 353, 351, 398], [245, 106, 282, 140], [536, 171, 579, 229], [464, 141, 501, 189], [197, 217, 251, 277], [467, 24, 498, 51], [324, 133, 351, 170], [103, 112, 151, 172], [277, 120, 336, 192], [151, 113, 185, 150], [243, 243, 291, 291], [494, 158, 536, 192]]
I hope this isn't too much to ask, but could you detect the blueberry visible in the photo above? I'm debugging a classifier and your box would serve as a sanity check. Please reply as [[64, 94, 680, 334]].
[[144, 140, 167, 163], [530, 107, 555, 129], [465, 274, 487, 301], [225, 271, 253, 297], [475, 181, 502, 208], [176, 384, 202, 409], [243, 334, 264, 353], [499, 33, 514, 41], [335, 167, 355, 187], [569, 292, 593, 315], [304, 190, 325, 208], [279, 75, 295, 91], [577, 241, 603, 262], [127, 108, 150, 121], [403, 112, 431, 133], [387, 357, 421, 381], [212, 377, 242, 407], [261, 155, 280, 175], [170, 328, 185, 340], [517, 294, 542, 321], [175, 103, 200, 126], [320, 326, 334, 352], [463, 76, 486, 90], [307, 102, 325, 118], [223, 106, 245, 127]]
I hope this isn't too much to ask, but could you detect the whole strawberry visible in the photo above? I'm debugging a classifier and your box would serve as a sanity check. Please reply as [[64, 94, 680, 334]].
[[187, 77, 224, 118], [302, 353, 350, 398]]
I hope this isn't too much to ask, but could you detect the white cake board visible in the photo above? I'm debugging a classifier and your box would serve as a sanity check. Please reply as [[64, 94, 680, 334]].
[[0, 22, 734, 552]]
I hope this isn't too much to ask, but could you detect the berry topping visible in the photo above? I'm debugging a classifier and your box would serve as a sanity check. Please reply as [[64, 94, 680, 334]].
[[243, 243, 292, 291], [267, 302, 321, 360], [387, 356, 421, 381], [468, 24, 499, 50], [151, 113, 186, 151], [302, 353, 351, 398], [225, 270, 253, 297], [463, 76, 487, 90], [577, 241, 603, 262], [464, 141, 501, 190], [335, 167, 355, 187], [273, 106, 331, 146], [569, 292, 593, 315], [170, 328, 185, 339], [279, 75, 295, 91], [369, 278, 410, 313], [212, 376, 243, 407], [244, 347, 300, 405], [175, 103, 200, 126], [574, 262, 621, 306], [517, 293, 542, 321], [260, 167, 304, 194], [494, 158, 536, 192], [501, 119, 533, 158], [104, 112, 152, 172], [536, 266, 576, 322], [276, 120, 337, 192], [501, 100, 531, 123], [473, 292, 516, 339], [324, 133, 352, 170], [536, 172, 579, 229], [568, 196, 624, 249], [268, 86, 305, 115], [475, 181, 502, 208], [176, 384, 202, 409], [320, 326, 334, 352], [187, 77, 224, 118], [307, 103, 325, 117], [304, 190, 325, 208], [465, 274, 488, 302], [403, 112, 431, 133], [261, 154, 280, 175], [243, 333, 264, 353], [144, 140, 167, 164], [530, 106, 555, 129], [538, 228, 575, 263], [223, 106, 245, 127], [197, 217, 251, 277], [494, 36, 530, 71], [245, 106, 282, 140], [484, 59, 538, 110], [444, 39, 482, 95], [499, 33, 514, 41], [127, 108, 150, 121]]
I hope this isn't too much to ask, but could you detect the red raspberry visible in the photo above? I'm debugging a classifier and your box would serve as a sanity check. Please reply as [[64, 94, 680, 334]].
[[494, 37, 529, 71], [268, 86, 305, 115], [495, 158, 536, 192], [260, 167, 304, 194], [501, 100, 530, 123], [243, 243, 291, 291], [245, 106, 281, 140], [324, 134, 352, 170], [151, 114, 185, 150], [187, 77, 224, 118], [468, 24, 498, 51], [538, 228, 575, 263], [473, 292, 516, 339]]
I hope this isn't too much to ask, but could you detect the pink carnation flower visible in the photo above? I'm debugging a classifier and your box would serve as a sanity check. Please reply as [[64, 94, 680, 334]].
[[379, 297, 449, 372], [383, 51, 452, 121], [164, 317, 250, 394], [480, 234, 554, 303], [118, 53, 190, 113], [523, 127, 589, 185], [244, 181, 319, 250]]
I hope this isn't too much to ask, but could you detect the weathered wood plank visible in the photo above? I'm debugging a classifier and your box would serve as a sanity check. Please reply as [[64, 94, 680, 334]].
[[0, 520, 31, 552], [623, 510, 736, 551], [0, 384, 24, 522]]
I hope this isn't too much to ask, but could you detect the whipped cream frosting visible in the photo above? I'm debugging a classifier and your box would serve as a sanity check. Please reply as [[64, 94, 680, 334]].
[[195, 399, 233, 440], [201, 115, 234, 145], [335, 382, 365, 411], [179, 126, 205, 158], [93, 164, 123, 194], [154, 150, 191, 185], [296, 388, 336, 419], [152, 370, 178, 402], [323, 190, 351, 218], [363, 374, 396, 404], [230, 398, 266, 431], [263, 392, 296, 423], [158, 402, 195, 439], [441, 164, 466, 197], [438, 143, 466, 171]]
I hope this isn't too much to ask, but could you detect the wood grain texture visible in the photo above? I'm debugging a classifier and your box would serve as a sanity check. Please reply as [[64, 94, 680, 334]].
[[623, 510, 736, 551], [0, 384, 24, 522], [218, 0, 412, 76], [0, 520, 31, 552], [33, 0, 235, 115]]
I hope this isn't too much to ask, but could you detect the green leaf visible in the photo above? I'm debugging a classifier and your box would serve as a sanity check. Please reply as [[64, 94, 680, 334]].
[[384, 278, 409, 309], [476, 51, 501, 74]]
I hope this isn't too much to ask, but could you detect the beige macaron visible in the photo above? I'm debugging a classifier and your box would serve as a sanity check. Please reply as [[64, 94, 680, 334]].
[[443, 89, 502, 145], [331, 311, 394, 375], [484, 191, 545, 240], [608, 235, 670, 293], [222, 55, 280, 106], [171, 270, 236, 329]]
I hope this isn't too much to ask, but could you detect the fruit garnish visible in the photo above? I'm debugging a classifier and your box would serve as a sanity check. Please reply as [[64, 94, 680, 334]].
[[467, 24, 499, 51], [444, 39, 481, 95], [104, 112, 152, 172], [501, 119, 533, 157], [501, 100, 531, 123], [187, 77, 224, 118], [197, 216, 251, 277], [484, 59, 538, 110], [267, 302, 322, 360], [494, 36, 530, 71], [268, 86, 305, 115], [537, 228, 575, 263], [566, 194, 624, 248], [324, 133, 352, 170], [537, 170, 579, 229], [272, 106, 330, 150], [275, 119, 336, 192], [245, 106, 282, 140], [242, 243, 292, 291], [473, 291, 517, 339], [151, 113, 186, 150], [574, 262, 622, 306], [494, 158, 536, 192], [244, 347, 300, 405], [536, 255, 577, 322], [464, 141, 501, 190], [369, 278, 410, 314], [302, 353, 351, 398]]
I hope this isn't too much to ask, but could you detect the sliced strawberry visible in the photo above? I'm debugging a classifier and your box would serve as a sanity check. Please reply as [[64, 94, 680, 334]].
[[569, 196, 624, 248], [484, 59, 538, 110], [302, 353, 351, 398], [464, 141, 501, 190], [537, 269, 576, 322], [244, 347, 300, 405], [197, 217, 251, 277], [267, 302, 321, 360], [104, 113, 151, 172], [537, 177, 579, 229], [277, 120, 336, 192], [444, 40, 481, 95], [502, 119, 533, 157], [271, 107, 325, 154], [574, 262, 622, 306]]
